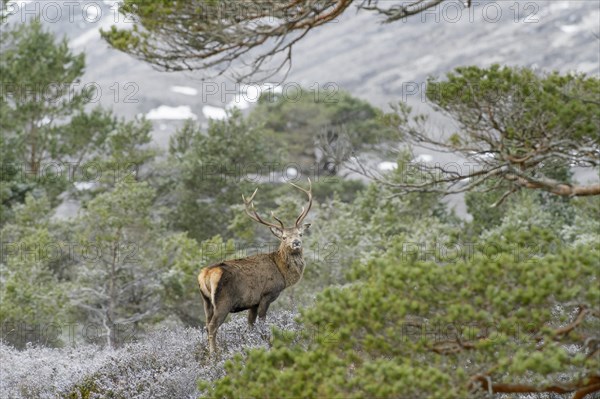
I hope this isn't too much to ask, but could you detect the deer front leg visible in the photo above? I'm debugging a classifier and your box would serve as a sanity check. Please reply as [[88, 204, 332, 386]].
[[256, 297, 277, 346], [257, 298, 273, 322], [248, 305, 258, 328], [257, 292, 280, 322]]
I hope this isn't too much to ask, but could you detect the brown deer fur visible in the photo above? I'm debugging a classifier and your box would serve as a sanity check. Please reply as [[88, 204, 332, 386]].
[[198, 179, 312, 354]]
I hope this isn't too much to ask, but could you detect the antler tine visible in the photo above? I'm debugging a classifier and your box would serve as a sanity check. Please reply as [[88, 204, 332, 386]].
[[288, 177, 312, 195], [241, 188, 259, 205], [290, 178, 313, 227], [242, 188, 282, 229], [271, 211, 285, 230]]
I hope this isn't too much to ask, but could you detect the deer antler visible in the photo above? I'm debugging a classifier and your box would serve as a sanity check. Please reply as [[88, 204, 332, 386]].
[[289, 178, 312, 227], [271, 211, 285, 230], [242, 188, 284, 230]]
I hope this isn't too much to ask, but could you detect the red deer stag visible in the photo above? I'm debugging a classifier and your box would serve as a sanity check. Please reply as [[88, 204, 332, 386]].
[[198, 178, 312, 353]]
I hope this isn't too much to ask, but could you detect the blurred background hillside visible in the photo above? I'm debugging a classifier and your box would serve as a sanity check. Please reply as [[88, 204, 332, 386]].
[[5, 0, 598, 130], [4, 0, 599, 216]]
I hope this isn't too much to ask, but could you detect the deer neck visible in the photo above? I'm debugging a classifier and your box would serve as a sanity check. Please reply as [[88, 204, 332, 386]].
[[274, 246, 305, 288]]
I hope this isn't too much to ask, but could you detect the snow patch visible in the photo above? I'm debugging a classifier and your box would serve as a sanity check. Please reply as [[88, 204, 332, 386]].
[[212, 83, 283, 113], [37, 116, 51, 127], [226, 94, 251, 111], [202, 105, 228, 120], [241, 84, 262, 101], [240, 83, 282, 100], [560, 25, 581, 34], [170, 86, 198, 96], [414, 154, 433, 163], [378, 161, 398, 171], [74, 182, 96, 191], [146, 105, 198, 120]]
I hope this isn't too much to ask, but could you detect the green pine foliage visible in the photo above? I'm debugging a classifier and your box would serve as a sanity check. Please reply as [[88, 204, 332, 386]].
[[159, 110, 279, 242], [0, 20, 155, 221], [249, 87, 398, 171], [0, 194, 69, 348], [1, 19, 599, 398], [203, 228, 599, 398], [426, 65, 600, 145]]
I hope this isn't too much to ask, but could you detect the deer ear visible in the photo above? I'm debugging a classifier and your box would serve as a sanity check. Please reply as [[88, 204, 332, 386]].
[[270, 227, 283, 239], [302, 223, 311, 230]]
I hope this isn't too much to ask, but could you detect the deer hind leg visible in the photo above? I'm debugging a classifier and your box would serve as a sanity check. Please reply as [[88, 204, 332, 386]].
[[201, 294, 214, 334], [207, 307, 229, 355], [199, 267, 224, 354]]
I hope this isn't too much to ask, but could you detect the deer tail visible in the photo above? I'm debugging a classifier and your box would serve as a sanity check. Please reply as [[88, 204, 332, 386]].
[[198, 267, 223, 307]]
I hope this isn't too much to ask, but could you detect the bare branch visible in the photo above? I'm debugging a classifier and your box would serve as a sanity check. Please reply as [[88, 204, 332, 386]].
[[349, 67, 600, 199], [102, 0, 468, 80], [359, 0, 449, 23], [469, 374, 600, 397]]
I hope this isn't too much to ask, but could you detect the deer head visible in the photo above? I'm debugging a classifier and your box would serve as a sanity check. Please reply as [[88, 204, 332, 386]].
[[242, 178, 312, 254]]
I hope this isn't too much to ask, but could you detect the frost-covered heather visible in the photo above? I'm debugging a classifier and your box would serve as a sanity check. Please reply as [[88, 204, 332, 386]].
[[0, 311, 301, 399]]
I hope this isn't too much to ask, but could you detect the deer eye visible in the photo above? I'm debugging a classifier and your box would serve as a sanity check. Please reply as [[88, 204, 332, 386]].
[[282, 236, 287, 240], [299, 233, 303, 237]]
